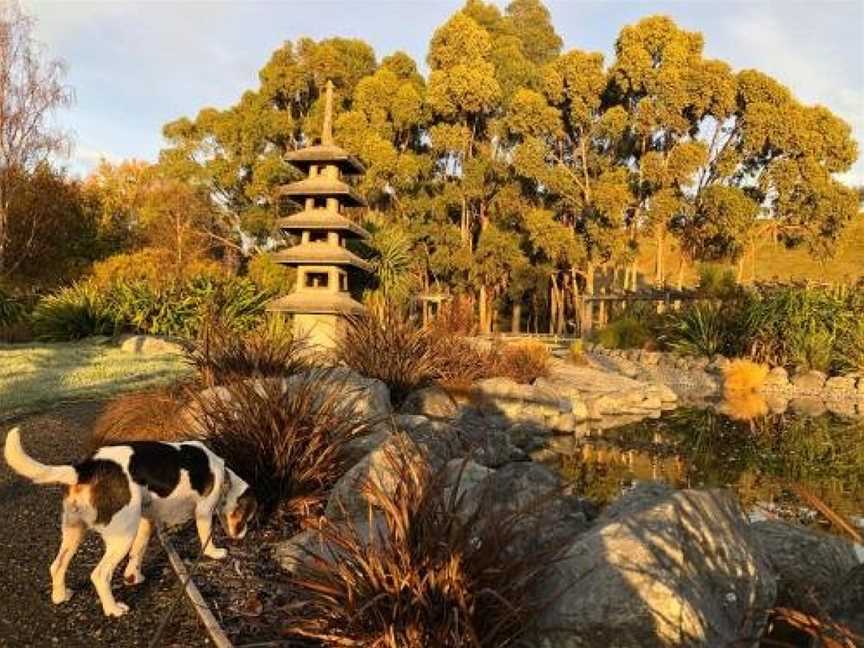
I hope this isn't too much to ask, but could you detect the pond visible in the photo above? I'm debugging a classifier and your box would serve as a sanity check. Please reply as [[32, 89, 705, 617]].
[[547, 407, 864, 534]]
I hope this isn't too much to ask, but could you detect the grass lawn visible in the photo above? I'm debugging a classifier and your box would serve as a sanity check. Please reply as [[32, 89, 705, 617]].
[[0, 339, 191, 420]]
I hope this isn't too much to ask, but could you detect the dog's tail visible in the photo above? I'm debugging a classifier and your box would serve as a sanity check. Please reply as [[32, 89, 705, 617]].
[[4, 428, 77, 486]]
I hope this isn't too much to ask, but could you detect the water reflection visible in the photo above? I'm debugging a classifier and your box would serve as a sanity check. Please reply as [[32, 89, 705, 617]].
[[554, 408, 864, 526]]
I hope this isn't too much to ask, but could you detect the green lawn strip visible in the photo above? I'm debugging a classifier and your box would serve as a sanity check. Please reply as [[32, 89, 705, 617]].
[[0, 340, 191, 420]]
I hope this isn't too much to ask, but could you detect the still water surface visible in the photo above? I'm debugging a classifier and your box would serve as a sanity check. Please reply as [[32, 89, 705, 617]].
[[550, 407, 864, 530]]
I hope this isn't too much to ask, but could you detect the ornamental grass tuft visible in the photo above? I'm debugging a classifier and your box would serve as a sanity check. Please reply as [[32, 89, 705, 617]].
[[283, 449, 569, 648]]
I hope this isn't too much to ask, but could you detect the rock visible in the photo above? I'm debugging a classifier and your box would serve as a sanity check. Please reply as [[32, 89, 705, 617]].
[[506, 422, 553, 452], [765, 394, 789, 414], [320, 367, 392, 430], [458, 420, 525, 468], [538, 483, 776, 647], [792, 369, 827, 393], [118, 334, 185, 355], [273, 528, 332, 574], [639, 350, 661, 366], [751, 520, 860, 612], [825, 375, 857, 393], [400, 385, 459, 418], [547, 412, 583, 433], [339, 429, 391, 468], [442, 458, 494, 504], [461, 462, 590, 547], [476, 377, 570, 423], [789, 397, 827, 417], [706, 355, 730, 374], [858, 377, 864, 394], [823, 564, 864, 645], [325, 420, 463, 521], [763, 366, 789, 389]]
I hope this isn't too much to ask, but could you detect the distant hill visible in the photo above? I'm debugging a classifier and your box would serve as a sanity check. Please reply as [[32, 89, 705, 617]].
[[634, 215, 864, 288]]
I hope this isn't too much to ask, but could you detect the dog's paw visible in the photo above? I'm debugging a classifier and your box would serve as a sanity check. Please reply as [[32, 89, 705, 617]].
[[123, 570, 145, 586], [104, 601, 129, 617], [204, 546, 228, 560], [51, 588, 73, 605]]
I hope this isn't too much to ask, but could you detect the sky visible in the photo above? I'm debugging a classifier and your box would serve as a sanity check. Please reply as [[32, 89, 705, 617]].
[[25, 0, 864, 185]]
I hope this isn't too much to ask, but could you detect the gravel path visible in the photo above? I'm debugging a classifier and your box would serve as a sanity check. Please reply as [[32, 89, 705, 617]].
[[0, 402, 208, 648]]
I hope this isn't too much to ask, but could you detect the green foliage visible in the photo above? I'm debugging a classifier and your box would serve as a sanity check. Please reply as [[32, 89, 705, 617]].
[[595, 316, 652, 350], [662, 301, 732, 357], [741, 287, 856, 372], [246, 252, 294, 295], [31, 281, 116, 342], [31, 274, 272, 342], [696, 264, 738, 299], [0, 287, 24, 329]]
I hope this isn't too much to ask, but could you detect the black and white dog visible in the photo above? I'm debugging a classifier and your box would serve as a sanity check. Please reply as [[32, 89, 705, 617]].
[[3, 427, 257, 617]]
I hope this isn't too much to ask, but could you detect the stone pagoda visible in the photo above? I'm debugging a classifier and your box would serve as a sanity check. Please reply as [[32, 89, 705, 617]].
[[268, 80, 371, 348]]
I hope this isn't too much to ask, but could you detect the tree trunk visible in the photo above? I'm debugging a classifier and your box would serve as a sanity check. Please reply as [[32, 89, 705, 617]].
[[676, 255, 686, 291], [654, 225, 664, 287], [511, 302, 521, 333], [479, 284, 488, 334]]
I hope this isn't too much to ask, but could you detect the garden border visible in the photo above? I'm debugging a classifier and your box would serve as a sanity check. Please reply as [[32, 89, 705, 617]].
[[157, 527, 233, 648]]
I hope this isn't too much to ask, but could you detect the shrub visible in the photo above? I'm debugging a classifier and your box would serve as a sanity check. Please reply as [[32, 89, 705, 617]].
[[662, 301, 731, 357], [31, 281, 116, 341], [835, 318, 864, 373], [192, 371, 370, 517], [247, 252, 294, 294], [107, 275, 271, 338], [89, 382, 194, 451], [569, 339, 588, 365], [185, 317, 311, 388], [0, 287, 24, 329], [90, 248, 175, 288], [696, 264, 739, 299], [495, 339, 551, 383], [335, 309, 438, 408], [284, 450, 568, 647], [428, 294, 478, 337], [595, 316, 652, 350], [741, 286, 860, 373], [723, 359, 769, 393]]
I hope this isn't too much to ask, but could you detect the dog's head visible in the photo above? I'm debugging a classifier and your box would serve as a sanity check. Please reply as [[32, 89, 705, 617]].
[[220, 470, 257, 539]]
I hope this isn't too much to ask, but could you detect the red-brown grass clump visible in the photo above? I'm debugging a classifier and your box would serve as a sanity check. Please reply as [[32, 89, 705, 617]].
[[89, 382, 195, 451], [190, 370, 371, 518], [283, 450, 569, 647], [185, 318, 312, 388]]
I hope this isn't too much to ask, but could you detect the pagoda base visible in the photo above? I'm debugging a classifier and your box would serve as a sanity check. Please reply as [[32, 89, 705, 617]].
[[293, 312, 341, 349]]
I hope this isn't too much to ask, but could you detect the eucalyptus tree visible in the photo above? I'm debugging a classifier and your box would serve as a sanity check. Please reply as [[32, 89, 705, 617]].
[[160, 38, 377, 257]]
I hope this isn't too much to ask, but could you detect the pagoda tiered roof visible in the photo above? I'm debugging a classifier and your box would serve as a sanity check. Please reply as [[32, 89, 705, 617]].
[[267, 290, 365, 315], [284, 144, 364, 175], [276, 209, 369, 238], [271, 242, 372, 271], [277, 175, 365, 207]]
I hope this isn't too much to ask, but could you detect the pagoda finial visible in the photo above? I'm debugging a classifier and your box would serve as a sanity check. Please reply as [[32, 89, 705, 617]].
[[321, 79, 334, 146]]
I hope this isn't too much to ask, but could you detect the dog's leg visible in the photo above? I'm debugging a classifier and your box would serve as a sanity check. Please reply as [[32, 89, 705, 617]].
[[195, 504, 227, 560], [50, 519, 84, 605], [91, 519, 136, 617], [123, 517, 152, 586]]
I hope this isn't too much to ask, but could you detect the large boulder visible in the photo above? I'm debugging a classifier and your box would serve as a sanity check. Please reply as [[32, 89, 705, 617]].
[[459, 462, 591, 549], [751, 520, 860, 612], [325, 418, 464, 521], [400, 384, 459, 418], [118, 334, 186, 355], [538, 483, 777, 647], [792, 370, 827, 394], [763, 366, 790, 389], [475, 377, 571, 424], [822, 563, 864, 645]]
